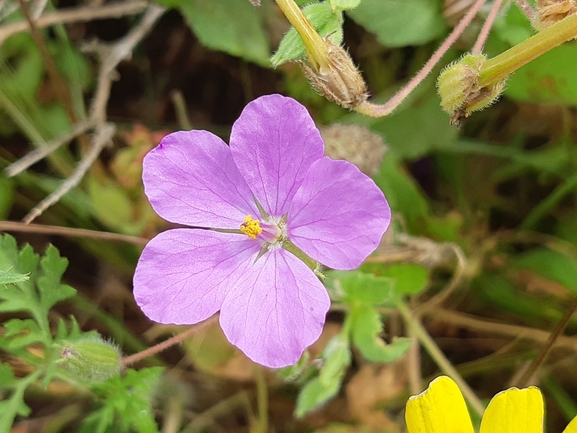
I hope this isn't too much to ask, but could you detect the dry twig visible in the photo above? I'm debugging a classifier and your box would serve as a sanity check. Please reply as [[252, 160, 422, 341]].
[[8, 4, 166, 223]]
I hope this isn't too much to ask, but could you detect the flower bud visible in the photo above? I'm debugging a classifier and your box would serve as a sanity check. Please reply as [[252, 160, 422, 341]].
[[321, 123, 387, 177], [300, 40, 368, 109], [57, 336, 122, 382], [437, 53, 506, 125], [534, 0, 577, 31]]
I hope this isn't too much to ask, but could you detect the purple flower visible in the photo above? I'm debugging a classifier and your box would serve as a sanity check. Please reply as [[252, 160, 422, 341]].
[[133, 94, 391, 368]]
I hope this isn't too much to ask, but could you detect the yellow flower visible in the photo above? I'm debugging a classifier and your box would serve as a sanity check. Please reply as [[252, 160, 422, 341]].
[[405, 376, 577, 433]]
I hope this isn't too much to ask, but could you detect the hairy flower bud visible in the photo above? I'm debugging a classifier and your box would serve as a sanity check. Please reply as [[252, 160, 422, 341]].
[[437, 53, 506, 125], [534, 0, 577, 31], [57, 336, 122, 382], [300, 40, 368, 109]]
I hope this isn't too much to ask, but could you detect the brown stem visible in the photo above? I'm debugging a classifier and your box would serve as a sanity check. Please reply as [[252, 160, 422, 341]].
[[122, 315, 219, 366], [513, 296, 577, 387], [0, 220, 148, 246]]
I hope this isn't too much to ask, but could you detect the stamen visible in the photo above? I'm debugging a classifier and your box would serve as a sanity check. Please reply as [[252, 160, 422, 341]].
[[240, 215, 262, 239]]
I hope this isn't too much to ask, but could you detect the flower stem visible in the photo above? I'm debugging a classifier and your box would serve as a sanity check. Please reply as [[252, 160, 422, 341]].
[[397, 301, 485, 417], [354, 0, 488, 118], [254, 365, 269, 433], [471, 0, 503, 54], [513, 296, 577, 388], [274, 0, 329, 70], [479, 14, 577, 88], [121, 314, 219, 366]]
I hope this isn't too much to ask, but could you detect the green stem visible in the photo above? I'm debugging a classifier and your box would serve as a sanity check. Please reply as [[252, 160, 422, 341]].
[[254, 366, 269, 433], [274, 0, 328, 70], [479, 14, 577, 87], [397, 301, 485, 417]]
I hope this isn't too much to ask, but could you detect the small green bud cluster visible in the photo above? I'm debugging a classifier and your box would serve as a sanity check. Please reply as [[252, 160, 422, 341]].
[[57, 336, 122, 382], [437, 53, 506, 125]]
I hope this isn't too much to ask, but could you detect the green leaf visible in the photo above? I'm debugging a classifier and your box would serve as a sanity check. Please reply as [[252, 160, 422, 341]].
[[0, 363, 17, 388], [295, 376, 341, 418], [377, 263, 429, 295], [505, 44, 577, 106], [350, 304, 411, 362], [80, 367, 164, 433], [3, 319, 44, 351], [512, 248, 577, 294], [294, 332, 351, 418], [318, 333, 351, 387], [373, 157, 430, 228], [0, 235, 76, 343], [170, 0, 270, 65], [88, 178, 134, 234], [326, 269, 398, 306], [347, 0, 446, 48], [37, 245, 76, 312], [271, 2, 343, 67]]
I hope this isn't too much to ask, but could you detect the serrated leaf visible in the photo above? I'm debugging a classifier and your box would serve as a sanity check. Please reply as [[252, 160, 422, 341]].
[[3, 318, 44, 351], [169, 0, 270, 65], [0, 235, 76, 313], [326, 270, 398, 305], [37, 245, 76, 311], [271, 2, 343, 67], [81, 367, 164, 433], [347, 0, 446, 48], [350, 304, 411, 362]]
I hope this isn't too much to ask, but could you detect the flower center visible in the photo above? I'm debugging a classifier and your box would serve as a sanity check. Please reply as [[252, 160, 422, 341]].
[[239, 215, 286, 245], [239, 215, 262, 239]]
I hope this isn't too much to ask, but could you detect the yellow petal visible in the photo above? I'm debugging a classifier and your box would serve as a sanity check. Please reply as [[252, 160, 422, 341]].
[[563, 415, 577, 433], [479, 386, 543, 433], [406, 376, 474, 433]]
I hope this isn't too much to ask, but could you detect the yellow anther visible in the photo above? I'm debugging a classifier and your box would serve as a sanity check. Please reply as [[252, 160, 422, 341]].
[[240, 215, 262, 239]]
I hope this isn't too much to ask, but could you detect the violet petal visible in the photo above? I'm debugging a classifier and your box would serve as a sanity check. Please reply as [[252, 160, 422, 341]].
[[219, 248, 330, 368], [288, 157, 391, 269], [134, 229, 261, 325], [143, 130, 259, 228], [230, 94, 324, 216]]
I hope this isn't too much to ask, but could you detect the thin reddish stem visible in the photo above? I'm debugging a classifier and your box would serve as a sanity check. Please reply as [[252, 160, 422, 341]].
[[472, 0, 503, 53], [355, 0, 488, 118], [121, 315, 219, 366], [514, 0, 536, 21]]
